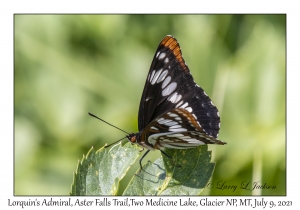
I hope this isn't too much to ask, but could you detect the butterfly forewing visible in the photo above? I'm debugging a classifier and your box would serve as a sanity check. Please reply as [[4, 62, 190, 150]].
[[138, 35, 221, 139], [138, 36, 193, 130]]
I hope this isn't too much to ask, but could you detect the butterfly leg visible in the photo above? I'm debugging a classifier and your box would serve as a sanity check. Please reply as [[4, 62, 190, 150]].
[[160, 149, 172, 159], [135, 149, 150, 175]]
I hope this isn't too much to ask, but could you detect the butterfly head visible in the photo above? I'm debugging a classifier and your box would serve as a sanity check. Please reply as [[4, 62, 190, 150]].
[[126, 132, 141, 144]]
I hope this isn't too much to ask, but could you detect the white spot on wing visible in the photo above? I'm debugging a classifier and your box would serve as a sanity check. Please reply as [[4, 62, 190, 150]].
[[168, 112, 178, 118], [180, 102, 189, 108], [167, 92, 176, 102], [160, 139, 173, 143], [149, 70, 156, 82], [192, 113, 198, 120], [175, 94, 182, 103], [169, 125, 182, 129], [157, 118, 165, 122], [178, 137, 192, 141], [186, 107, 193, 112], [175, 100, 183, 108], [162, 76, 171, 88], [167, 92, 182, 104], [158, 52, 166, 60], [175, 117, 181, 121], [164, 121, 178, 126], [156, 70, 168, 83], [162, 82, 177, 96], [169, 127, 187, 132], [158, 119, 172, 124], [164, 57, 169, 64], [186, 139, 205, 145], [156, 51, 161, 58], [150, 69, 162, 84]]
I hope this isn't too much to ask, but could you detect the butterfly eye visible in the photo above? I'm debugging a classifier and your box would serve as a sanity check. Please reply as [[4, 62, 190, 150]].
[[129, 135, 137, 143]]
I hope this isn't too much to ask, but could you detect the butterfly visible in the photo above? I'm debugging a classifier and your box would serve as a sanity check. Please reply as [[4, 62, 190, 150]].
[[90, 35, 226, 174]]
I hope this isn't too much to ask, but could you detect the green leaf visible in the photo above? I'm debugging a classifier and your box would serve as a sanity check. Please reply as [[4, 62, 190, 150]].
[[123, 145, 215, 195], [70, 142, 140, 195]]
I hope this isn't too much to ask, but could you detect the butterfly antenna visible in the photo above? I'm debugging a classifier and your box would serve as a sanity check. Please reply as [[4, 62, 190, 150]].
[[88, 112, 130, 135], [104, 136, 127, 148]]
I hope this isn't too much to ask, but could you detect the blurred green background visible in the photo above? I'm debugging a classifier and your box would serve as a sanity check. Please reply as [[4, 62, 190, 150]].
[[14, 15, 286, 195]]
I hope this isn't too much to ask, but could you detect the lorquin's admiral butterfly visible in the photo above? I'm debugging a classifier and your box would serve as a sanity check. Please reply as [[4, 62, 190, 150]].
[[90, 35, 226, 174]]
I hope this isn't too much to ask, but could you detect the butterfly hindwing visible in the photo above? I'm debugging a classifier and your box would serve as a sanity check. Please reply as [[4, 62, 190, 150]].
[[141, 108, 225, 150]]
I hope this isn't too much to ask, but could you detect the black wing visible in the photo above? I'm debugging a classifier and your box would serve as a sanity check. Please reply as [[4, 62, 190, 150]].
[[138, 35, 220, 138]]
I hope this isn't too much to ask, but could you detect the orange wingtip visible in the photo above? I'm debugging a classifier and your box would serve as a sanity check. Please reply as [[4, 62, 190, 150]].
[[160, 35, 188, 72]]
